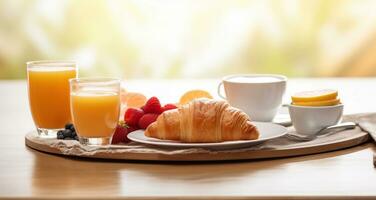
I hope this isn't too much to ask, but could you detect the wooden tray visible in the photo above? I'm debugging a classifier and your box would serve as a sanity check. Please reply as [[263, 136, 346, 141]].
[[25, 127, 370, 162]]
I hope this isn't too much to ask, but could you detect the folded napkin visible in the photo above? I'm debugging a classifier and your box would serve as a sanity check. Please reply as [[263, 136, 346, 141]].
[[27, 113, 376, 161], [349, 114, 376, 167]]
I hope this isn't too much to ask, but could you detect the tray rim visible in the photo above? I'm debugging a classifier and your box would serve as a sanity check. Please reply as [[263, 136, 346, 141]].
[[25, 130, 370, 162]]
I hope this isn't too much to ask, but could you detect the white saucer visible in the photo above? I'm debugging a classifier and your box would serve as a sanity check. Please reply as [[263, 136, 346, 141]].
[[127, 122, 287, 150]]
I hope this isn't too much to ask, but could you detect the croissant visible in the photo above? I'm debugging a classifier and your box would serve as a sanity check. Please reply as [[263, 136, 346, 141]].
[[145, 99, 259, 143]]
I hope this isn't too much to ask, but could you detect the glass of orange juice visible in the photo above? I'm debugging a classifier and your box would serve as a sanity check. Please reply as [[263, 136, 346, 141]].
[[70, 78, 120, 145], [27, 61, 77, 138]]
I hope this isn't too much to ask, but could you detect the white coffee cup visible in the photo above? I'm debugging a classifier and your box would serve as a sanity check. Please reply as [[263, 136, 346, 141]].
[[218, 74, 287, 121]]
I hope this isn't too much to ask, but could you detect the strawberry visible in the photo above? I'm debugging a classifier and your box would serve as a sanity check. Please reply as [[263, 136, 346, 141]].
[[138, 113, 159, 129], [111, 121, 140, 144], [124, 108, 144, 126], [111, 121, 129, 144], [162, 103, 177, 112], [123, 125, 139, 143], [143, 96, 163, 114], [127, 125, 139, 133]]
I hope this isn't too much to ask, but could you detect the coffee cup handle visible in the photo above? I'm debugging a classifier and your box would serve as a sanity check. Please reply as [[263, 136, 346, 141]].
[[217, 82, 226, 99]]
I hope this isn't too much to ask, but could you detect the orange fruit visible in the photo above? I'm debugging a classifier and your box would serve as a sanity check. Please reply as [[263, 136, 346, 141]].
[[292, 89, 338, 102], [179, 90, 213, 105], [121, 91, 147, 108], [292, 98, 341, 106]]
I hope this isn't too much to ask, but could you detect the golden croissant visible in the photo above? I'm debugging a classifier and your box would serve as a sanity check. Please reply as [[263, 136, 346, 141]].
[[145, 99, 259, 143]]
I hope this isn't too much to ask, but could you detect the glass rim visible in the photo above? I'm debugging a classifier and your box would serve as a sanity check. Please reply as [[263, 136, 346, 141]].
[[26, 60, 76, 68], [69, 77, 121, 85]]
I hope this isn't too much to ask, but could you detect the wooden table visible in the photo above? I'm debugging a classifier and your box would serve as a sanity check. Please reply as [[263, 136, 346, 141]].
[[1, 79, 376, 200]]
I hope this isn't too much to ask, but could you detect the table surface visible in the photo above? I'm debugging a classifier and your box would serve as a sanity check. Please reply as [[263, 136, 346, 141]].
[[1, 78, 376, 200]]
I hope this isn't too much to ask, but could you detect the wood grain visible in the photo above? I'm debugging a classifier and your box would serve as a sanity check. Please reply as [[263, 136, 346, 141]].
[[1, 79, 376, 200]]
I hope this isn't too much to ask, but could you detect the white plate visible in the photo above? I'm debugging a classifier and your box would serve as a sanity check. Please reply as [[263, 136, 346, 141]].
[[127, 122, 287, 150]]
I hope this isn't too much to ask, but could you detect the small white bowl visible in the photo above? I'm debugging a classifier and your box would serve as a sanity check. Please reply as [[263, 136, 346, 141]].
[[288, 104, 344, 136]]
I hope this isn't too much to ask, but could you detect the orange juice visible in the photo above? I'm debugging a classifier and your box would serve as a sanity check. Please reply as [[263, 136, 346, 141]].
[[28, 66, 76, 129], [71, 91, 120, 138]]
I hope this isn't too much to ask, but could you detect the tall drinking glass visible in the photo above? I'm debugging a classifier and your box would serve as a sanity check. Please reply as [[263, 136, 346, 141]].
[[27, 61, 77, 138], [70, 78, 120, 145]]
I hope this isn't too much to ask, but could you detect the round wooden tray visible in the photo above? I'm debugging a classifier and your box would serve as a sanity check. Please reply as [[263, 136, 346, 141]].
[[25, 126, 370, 162]]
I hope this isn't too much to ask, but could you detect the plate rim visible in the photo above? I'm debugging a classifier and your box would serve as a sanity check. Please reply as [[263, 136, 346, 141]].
[[127, 122, 288, 148]]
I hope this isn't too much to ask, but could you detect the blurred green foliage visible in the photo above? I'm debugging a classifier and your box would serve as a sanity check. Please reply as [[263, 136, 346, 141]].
[[1, 0, 376, 79]]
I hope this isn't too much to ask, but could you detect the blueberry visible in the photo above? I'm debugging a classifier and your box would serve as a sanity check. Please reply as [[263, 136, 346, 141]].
[[57, 134, 64, 139], [70, 126, 75, 132], [63, 129, 72, 138], [57, 130, 64, 139], [65, 123, 74, 130]]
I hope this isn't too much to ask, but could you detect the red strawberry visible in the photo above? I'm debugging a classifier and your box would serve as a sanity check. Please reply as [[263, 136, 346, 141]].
[[138, 113, 159, 129], [111, 121, 129, 144], [162, 103, 177, 112], [111, 121, 141, 144], [143, 96, 162, 114], [124, 108, 144, 126], [127, 125, 139, 133], [123, 125, 139, 143]]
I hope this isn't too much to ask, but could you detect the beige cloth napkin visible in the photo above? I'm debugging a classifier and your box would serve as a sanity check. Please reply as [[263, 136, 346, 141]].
[[347, 114, 376, 167], [29, 113, 376, 161]]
